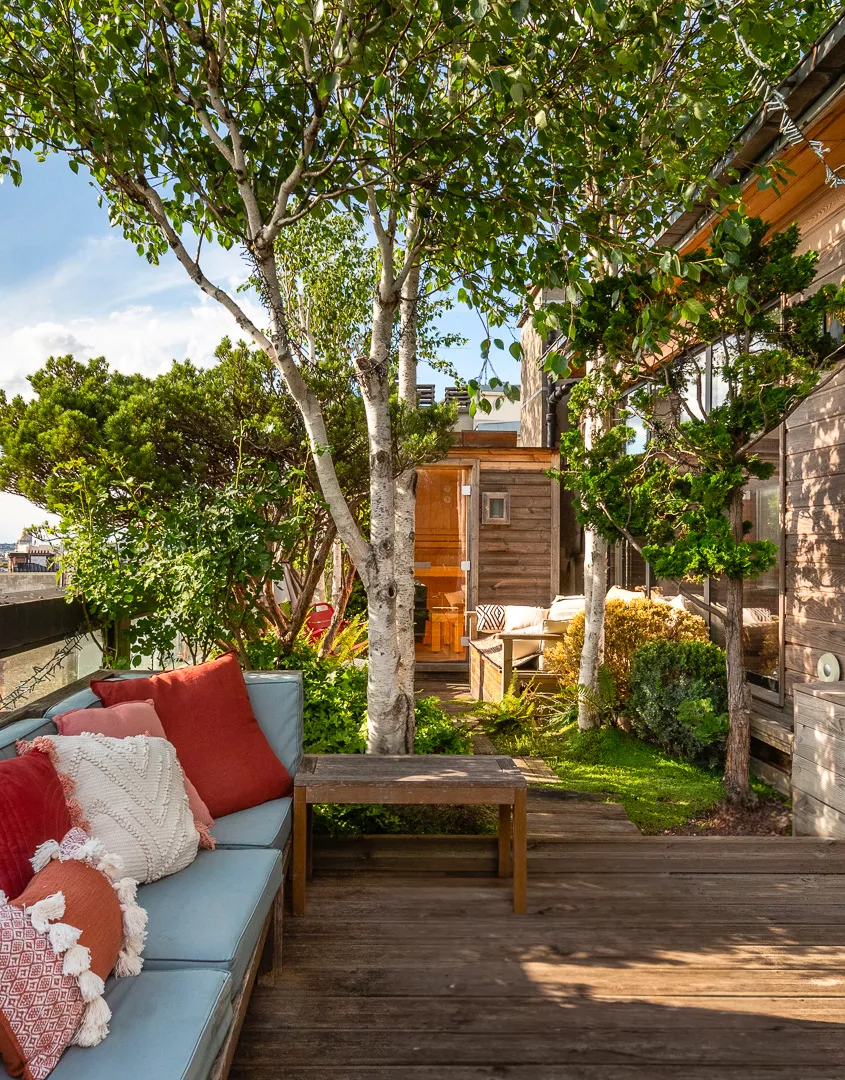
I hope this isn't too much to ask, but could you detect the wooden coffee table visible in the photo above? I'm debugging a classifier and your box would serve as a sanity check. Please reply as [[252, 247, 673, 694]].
[[293, 754, 528, 915]]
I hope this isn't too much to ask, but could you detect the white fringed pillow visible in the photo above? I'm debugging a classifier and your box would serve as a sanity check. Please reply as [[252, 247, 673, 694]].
[[18, 734, 199, 884]]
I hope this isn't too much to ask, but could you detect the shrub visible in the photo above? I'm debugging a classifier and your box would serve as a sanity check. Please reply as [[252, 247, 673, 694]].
[[628, 639, 729, 765], [476, 675, 540, 737], [544, 598, 708, 701], [414, 696, 472, 754]]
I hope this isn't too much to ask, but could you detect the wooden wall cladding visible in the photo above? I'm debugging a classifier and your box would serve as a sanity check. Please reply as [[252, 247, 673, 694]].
[[785, 357, 845, 702], [792, 684, 845, 836], [441, 449, 560, 608]]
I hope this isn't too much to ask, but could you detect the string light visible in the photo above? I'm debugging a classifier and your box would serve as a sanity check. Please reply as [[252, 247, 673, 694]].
[[721, 4, 845, 187], [0, 633, 86, 713]]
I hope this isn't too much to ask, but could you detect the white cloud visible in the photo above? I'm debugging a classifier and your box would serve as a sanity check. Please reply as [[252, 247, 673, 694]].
[[0, 235, 265, 397]]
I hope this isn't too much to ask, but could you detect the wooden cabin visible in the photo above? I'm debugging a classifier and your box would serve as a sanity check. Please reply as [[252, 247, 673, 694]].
[[414, 431, 560, 670]]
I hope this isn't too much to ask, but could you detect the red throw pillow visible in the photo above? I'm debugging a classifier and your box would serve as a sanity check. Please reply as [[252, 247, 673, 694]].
[[90, 653, 292, 817], [0, 753, 75, 900], [56, 699, 216, 845]]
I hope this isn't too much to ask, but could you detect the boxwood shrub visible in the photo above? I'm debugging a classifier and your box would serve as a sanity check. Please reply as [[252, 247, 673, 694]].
[[628, 640, 729, 766]]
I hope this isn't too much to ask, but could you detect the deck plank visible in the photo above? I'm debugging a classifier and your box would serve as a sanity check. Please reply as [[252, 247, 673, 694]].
[[231, 838, 845, 1079]]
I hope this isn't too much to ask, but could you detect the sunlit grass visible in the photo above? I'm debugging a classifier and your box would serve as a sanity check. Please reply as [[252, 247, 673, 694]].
[[495, 720, 771, 833]]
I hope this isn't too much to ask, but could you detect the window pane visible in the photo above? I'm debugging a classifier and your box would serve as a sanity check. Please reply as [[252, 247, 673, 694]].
[[742, 429, 781, 691], [489, 498, 505, 519]]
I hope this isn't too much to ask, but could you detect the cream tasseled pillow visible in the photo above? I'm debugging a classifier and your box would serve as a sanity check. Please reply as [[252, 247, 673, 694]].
[[19, 734, 199, 884]]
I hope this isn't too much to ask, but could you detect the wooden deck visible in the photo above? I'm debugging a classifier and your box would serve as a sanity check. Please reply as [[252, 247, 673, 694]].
[[231, 832, 845, 1079], [230, 676, 845, 1076]]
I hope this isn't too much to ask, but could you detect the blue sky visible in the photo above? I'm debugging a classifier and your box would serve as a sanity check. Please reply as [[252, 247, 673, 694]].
[[0, 155, 520, 541]]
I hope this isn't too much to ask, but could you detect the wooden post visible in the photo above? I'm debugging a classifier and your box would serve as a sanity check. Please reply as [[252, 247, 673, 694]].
[[501, 636, 513, 699], [498, 803, 512, 877], [293, 786, 307, 916], [306, 804, 314, 881], [512, 787, 527, 914]]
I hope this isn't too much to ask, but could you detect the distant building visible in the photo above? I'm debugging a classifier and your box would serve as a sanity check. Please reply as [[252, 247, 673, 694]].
[[416, 384, 521, 434], [6, 530, 60, 574]]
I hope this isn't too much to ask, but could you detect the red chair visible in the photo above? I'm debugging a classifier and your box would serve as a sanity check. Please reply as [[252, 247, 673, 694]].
[[305, 603, 335, 642]]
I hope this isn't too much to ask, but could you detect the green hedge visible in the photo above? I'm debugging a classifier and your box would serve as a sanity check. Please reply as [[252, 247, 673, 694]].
[[628, 639, 729, 765]]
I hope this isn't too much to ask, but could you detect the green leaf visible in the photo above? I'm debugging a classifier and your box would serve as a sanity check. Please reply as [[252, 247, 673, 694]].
[[535, 109, 547, 129], [509, 81, 524, 104], [469, 0, 488, 21]]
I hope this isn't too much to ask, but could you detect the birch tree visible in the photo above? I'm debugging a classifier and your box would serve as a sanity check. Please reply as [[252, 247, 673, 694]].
[[1, 0, 836, 750]]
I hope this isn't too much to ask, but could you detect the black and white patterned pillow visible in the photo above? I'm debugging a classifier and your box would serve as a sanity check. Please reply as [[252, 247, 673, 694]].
[[476, 604, 506, 633]]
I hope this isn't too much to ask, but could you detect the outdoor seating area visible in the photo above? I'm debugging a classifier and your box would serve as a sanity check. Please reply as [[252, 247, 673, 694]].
[[8, 5, 845, 1080], [0, 661, 301, 1080]]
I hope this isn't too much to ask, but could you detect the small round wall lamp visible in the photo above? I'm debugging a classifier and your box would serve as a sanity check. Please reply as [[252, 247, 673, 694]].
[[817, 652, 841, 683]]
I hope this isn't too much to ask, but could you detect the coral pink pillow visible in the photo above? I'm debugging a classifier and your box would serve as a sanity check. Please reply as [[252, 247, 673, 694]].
[[56, 700, 214, 841], [90, 653, 292, 818], [0, 752, 73, 900]]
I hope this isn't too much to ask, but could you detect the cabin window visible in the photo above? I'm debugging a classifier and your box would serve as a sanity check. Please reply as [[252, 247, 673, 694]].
[[482, 492, 510, 525]]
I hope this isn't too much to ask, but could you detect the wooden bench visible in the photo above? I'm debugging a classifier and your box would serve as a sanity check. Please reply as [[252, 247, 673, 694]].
[[292, 754, 529, 913]]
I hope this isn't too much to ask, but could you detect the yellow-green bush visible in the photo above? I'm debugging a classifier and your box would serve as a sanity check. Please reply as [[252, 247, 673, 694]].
[[545, 598, 708, 701]]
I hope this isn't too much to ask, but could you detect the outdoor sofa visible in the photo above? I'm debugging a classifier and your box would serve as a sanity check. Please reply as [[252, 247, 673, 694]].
[[0, 669, 303, 1080]]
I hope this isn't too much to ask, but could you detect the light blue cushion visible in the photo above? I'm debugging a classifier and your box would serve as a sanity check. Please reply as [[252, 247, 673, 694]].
[[45, 969, 232, 1080], [0, 716, 57, 759], [43, 669, 304, 776], [243, 671, 303, 776], [212, 797, 293, 851], [138, 848, 282, 994], [44, 687, 102, 716]]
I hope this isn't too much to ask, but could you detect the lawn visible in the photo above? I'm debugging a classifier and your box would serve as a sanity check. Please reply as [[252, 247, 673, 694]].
[[493, 719, 772, 833]]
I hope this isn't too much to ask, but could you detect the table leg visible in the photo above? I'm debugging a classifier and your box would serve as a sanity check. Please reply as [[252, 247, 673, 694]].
[[306, 804, 314, 881], [293, 787, 307, 916], [498, 804, 512, 878], [512, 788, 527, 914]]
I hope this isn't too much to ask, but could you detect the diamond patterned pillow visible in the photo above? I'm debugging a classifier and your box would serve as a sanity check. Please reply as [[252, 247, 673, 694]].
[[475, 604, 506, 633], [0, 901, 85, 1080], [18, 734, 199, 884]]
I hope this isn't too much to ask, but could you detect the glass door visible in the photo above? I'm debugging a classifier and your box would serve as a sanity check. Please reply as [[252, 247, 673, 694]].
[[413, 465, 470, 663]]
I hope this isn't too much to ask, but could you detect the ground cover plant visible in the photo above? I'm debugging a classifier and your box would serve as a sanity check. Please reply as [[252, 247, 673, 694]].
[[493, 717, 776, 833]]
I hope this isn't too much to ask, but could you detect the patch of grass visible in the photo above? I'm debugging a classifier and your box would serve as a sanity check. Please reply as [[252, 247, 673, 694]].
[[494, 720, 773, 833]]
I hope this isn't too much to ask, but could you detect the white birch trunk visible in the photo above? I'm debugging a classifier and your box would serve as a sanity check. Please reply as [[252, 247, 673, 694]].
[[359, 284, 415, 754], [394, 246, 421, 712], [578, 521, 607, 729], [577, 367, 608, 729], [330, 536, 343, 606]]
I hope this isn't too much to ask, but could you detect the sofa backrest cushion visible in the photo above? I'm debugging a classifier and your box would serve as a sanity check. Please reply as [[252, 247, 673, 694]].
[[3, 667, 305, 779], [242, 672, 303, 777], [0, 718, 58, 761]]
